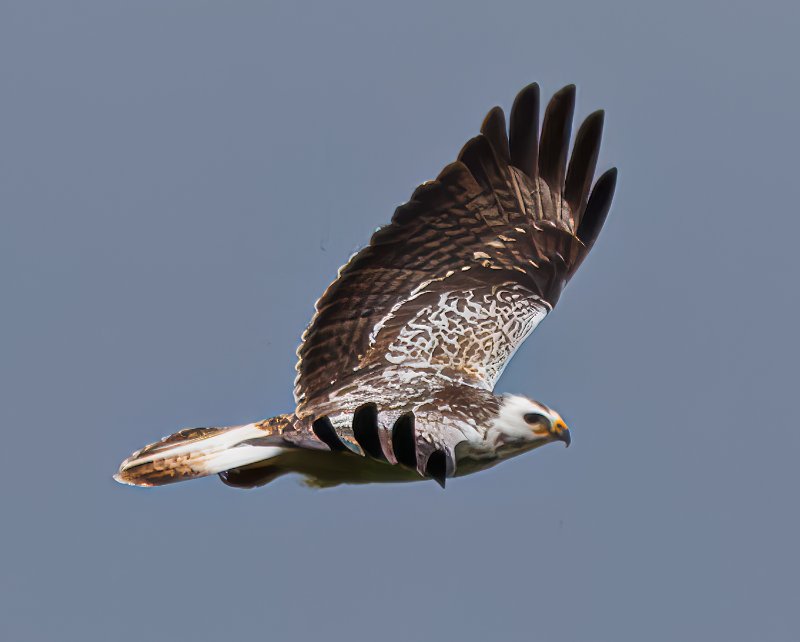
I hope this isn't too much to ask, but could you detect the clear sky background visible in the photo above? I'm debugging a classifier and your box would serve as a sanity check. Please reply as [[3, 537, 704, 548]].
[[2, 1, 799, 640]]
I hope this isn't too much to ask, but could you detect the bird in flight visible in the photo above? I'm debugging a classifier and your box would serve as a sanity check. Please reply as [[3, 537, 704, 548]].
[[115, 82, 617, 490]]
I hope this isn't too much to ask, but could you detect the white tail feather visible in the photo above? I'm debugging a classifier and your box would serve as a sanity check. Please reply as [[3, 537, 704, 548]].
[[115, 423, 285, 487]]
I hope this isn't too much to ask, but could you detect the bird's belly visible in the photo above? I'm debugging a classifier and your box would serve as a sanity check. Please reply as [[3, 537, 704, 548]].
[[269, 448, 424, 488]]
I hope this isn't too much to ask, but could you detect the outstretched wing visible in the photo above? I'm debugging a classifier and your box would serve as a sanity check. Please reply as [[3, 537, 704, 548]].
[[294, 84, 617, 417]]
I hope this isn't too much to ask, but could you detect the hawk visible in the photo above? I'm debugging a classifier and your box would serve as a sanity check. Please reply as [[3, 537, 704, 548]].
[[115, 82, 617, 489]]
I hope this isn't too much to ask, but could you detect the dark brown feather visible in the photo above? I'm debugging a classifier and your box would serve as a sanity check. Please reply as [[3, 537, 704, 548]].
[[480, 106, 511, 163], [352, 403, 385, 460], [577, 167, 617, 252], [509, 82, 540, 178], [391, 413, 417, 469], [425, 450, 448, 488], [312, 416, 349, 452], [538, 85, 576, 196], [565, 110, 604, 227]]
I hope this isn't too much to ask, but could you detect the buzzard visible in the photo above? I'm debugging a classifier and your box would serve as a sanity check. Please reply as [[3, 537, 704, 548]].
[[115, 83, 617, 489]]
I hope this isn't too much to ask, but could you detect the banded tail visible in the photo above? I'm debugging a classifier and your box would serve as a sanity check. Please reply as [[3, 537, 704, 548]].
[[115, 416, 291, 487]]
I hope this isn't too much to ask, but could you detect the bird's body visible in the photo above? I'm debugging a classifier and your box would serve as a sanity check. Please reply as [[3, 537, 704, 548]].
[[116, 82, 617, 490]]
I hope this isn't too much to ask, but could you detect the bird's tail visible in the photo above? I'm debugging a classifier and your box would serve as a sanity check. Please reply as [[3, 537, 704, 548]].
[[114, 418, 290, 487]]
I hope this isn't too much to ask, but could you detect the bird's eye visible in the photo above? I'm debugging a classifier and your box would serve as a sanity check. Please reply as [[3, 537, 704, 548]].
[[524, 412, 548, 425]]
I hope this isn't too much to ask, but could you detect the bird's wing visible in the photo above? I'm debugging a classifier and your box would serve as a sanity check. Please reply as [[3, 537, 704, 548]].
[[294, 84, 617, 417]]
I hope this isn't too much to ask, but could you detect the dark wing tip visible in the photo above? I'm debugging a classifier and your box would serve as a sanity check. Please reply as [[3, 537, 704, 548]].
[[539, 84, 577, 189], [391, 413, 417, 470], [509, 82, 540, 178], [517, 81, 541, 96], [425, 450, 447, 489], [457, 135, 493, 190], [587, 108, 605, 124], [576, 167, 617, 250], [565, 109, 605, 224], [480, 106, 510, 163], [312, 416, 349, 452], [548, 83, 577, 109], [352, 403, 385, 460]]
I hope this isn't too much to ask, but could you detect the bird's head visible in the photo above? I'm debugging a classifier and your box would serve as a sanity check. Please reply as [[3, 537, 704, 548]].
[[488, 394, 571, 449]]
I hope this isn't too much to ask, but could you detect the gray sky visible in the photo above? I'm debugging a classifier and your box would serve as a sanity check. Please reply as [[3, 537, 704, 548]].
[[2, 1, 799, 640]]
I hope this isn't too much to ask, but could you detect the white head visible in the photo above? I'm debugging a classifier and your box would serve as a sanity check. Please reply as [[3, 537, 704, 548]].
[[487, 394, 571, 449]]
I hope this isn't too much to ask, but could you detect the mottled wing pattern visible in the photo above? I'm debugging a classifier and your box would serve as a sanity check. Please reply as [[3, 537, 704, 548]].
[[294, 84, 617, 416]]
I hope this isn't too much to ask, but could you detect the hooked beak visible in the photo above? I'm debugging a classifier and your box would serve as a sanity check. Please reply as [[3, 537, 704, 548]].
[[551, 417, 571, 447]]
